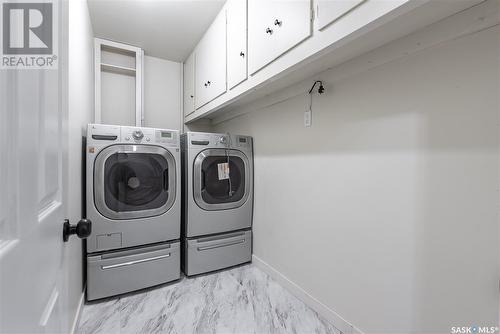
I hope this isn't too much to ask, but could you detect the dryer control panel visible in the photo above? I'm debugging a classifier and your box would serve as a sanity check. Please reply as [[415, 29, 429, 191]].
[[186, 132, 252, 151]]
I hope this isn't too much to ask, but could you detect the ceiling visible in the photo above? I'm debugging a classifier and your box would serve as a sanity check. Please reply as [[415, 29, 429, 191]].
[[87, 0, 226, 62]]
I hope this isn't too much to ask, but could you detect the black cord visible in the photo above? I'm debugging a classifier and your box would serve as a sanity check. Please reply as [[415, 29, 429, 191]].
[[308, 80, 325, 94]]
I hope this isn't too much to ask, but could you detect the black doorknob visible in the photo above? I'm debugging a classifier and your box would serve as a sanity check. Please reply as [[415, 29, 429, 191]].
[[63, 219, 92, 242]]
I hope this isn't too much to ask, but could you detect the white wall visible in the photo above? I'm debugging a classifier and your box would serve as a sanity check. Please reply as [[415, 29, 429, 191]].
[[99, 54, 181, 129], [144, 55, 182, 130], [66, 0, 94, 332], [214, 25, 499, 333]]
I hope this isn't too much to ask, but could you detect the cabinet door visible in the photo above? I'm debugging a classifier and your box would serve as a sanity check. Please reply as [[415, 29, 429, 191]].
[[195, 11, 227, 109], [272, 0, 312, 61], [248, 0, 278, 75], [316, 0, 365, 30], [227, 0, 247, 89], [183, 52, 195, 116], [248, 0, 311, 74]]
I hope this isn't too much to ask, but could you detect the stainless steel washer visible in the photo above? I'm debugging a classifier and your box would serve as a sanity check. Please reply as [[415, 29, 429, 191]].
[[181, 132, 253, 276], [86, 124, 181, 300]]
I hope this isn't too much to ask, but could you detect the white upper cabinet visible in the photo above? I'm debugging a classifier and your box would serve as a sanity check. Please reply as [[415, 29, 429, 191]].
[[184, 0, 475, 123], [227, 0, 248, 89], [183, 51, 195, 116], [316, 0, 365, 30], [249, 0, 312, 74], [195, 10, 227, 109]]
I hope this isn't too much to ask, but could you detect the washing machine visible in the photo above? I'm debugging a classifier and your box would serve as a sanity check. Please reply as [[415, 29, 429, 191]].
[[86, 124, 181, 300], [181, 132, 253, 276]]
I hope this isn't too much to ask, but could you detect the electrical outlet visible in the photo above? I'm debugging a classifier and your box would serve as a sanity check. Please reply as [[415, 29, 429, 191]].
[[304, 109, 312, 127]]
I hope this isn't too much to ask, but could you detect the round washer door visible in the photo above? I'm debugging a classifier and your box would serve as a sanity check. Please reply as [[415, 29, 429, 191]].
[[94, 145, 176, 220], [193, 148, 251, 211]]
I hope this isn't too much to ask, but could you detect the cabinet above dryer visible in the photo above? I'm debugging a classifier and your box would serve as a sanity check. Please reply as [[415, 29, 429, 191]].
[[183, 0, 484, 124], [248, 0, 312, 75], [195, 9, 227, 110], [227, 0, 248, 90]]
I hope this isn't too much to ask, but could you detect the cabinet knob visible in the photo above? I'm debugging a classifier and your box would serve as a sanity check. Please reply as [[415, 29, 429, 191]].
[[190, 95, 193, 98], [265, 27, 273, 35], [240, 51, 245, 57], [274, 19, 282, 27]]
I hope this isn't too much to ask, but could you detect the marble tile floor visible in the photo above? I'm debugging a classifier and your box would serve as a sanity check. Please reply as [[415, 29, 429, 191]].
[[77, 264, 341, 334]]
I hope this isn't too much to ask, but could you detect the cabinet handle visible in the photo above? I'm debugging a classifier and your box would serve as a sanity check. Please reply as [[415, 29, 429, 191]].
[[274, 19, 282, 27], [240, 51, 245, 57], [265, 27, 273, 35], [190, 95, 193, 98]]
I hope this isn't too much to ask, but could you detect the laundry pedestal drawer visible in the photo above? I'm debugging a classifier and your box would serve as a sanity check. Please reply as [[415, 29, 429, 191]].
[[87, 241, 180, 301], [184, 230, 252, 276]]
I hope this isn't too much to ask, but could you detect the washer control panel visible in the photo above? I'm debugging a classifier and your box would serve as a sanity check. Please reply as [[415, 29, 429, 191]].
[[155, 129, 178, 146], [120, 127, 178, 147], [122, 127, 154, 144]]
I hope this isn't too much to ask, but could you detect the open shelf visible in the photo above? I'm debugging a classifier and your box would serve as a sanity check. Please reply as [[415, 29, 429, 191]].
[[101, 63, 136, 76]]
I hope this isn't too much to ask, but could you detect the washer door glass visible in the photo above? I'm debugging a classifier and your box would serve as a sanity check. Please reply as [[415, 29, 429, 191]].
[[193, 149, 251, 211], [94, 145, 176, 220]]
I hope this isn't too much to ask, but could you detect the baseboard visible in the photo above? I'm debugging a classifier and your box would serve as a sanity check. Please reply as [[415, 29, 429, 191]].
[[252, 254, 364, 334], [70, 291, 85, 334]]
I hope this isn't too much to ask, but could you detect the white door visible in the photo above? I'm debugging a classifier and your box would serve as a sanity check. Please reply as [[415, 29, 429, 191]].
[[227, 0, 247, 89], [316, 0, 365, 30], [183, 51, 196, 116], [0, 1, 71, 333], [195, 10, 227, 109]]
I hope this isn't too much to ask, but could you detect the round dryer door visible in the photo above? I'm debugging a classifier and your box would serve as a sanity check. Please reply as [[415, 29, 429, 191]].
[[94, 145, 176, 220], [193, 148, 251, 211]]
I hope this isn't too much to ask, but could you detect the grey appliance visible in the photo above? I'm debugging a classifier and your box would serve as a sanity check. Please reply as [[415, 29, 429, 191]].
[[181, 132, 253, 276], [86, 124, 181, 300]]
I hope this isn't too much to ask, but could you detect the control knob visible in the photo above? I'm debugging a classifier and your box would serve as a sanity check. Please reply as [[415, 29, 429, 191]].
[[219, 136, 228, 145], [132, 130, 144, 140]]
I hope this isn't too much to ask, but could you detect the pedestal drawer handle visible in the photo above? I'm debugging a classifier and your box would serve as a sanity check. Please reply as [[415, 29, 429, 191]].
[[101, 253, 170, 270], [197, 239, 245, 251]]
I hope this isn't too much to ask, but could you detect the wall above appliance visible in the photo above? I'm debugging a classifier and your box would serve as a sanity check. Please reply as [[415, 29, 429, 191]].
[[87, 0, 226, 62]]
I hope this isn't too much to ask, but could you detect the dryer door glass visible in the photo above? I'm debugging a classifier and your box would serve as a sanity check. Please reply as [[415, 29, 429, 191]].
[[201, 155, 245, 204], [94, 145, 176, 220], [193, 149, 251, 211]]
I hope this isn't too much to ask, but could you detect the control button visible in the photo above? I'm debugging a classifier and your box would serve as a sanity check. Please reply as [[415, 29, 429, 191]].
[[132, 130, 144, 140], [146, 138, 150, 142], [125, 137, 130, 141]]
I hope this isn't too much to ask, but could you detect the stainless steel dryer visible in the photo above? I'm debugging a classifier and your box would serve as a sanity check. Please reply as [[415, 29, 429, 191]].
[[86, 124, 181, 300], [181, 132, 253, 276]]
